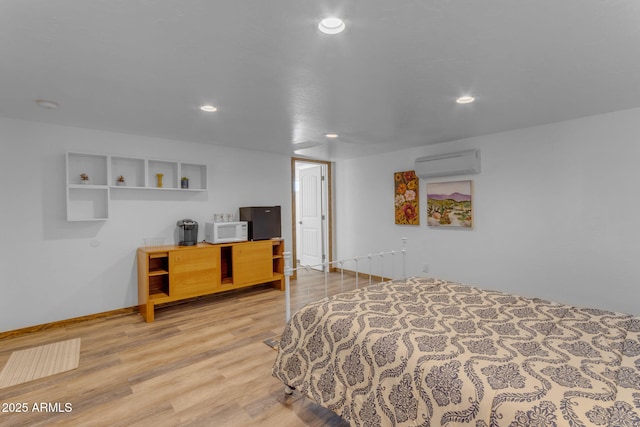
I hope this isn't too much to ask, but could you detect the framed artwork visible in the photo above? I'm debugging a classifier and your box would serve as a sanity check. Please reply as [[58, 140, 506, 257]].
[[427, 180, 473, 228], [394, 170, 419, 225]]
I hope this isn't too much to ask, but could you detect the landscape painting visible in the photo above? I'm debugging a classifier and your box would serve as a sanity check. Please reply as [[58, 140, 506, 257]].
[[427, 180, 473, 228]]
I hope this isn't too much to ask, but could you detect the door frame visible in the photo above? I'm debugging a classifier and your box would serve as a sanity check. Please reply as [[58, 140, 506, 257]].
[[291, 157, 333, 279]]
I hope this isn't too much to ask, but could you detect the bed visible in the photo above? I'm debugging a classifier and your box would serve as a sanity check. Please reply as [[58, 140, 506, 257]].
[[272, 277, 640, 426]]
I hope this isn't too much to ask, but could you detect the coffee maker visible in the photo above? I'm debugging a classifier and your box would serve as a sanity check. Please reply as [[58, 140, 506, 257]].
[[177, 219, 198, 246]]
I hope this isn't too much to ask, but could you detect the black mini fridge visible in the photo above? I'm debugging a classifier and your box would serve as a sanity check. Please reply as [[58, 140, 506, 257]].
[[239, 206, 281, 240]]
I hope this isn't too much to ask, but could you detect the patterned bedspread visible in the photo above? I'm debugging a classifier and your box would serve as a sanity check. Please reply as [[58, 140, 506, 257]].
[[272, 277, 640, 426]]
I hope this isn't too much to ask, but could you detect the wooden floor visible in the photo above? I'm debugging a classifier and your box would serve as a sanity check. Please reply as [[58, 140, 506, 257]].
[[0, 271, 370, 427]]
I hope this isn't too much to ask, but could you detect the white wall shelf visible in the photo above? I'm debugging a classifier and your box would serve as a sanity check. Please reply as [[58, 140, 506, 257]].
[[180, 163, 207, 191], [111, 156, 145, 188], [66, 152, 110, 221], [67, 152, 108, 185], [66, 152, 208, 221], [67, 187, 109, 221], [148, 160, 178, 189]]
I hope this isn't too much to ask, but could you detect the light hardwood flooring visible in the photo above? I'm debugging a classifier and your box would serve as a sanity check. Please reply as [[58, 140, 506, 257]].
[[0, 271, 374, 427]]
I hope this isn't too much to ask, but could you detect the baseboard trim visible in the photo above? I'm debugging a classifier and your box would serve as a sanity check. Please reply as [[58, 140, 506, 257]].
[[330, 267, 392, 283], [0, 272, 395, 340], [0, 307, 138, 340]]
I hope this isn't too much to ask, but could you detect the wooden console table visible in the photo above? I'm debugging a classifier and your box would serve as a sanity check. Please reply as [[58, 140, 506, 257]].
[[137, 239, 284, 322]]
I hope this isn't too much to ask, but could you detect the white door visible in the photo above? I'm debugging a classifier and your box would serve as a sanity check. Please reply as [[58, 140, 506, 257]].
[[298, 165, 324, 269]]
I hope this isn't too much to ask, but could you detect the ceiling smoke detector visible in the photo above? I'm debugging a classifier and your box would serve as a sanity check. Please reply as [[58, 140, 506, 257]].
[[36, 99, 59, 109]]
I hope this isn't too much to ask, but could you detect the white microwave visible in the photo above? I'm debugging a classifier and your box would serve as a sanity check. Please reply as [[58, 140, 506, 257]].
[[205, 221, 248, 244]]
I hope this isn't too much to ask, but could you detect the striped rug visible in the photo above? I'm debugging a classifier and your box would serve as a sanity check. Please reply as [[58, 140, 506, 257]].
[[0, 338, 81, 388]]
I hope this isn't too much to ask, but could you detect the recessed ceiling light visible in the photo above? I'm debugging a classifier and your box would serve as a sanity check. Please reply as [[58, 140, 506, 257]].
[[36, 99, 59, 109], [200, 105, 218, 112], [318, 18, 345, 35], [325, 133, 339, 138], [456, 96, 475, 104]]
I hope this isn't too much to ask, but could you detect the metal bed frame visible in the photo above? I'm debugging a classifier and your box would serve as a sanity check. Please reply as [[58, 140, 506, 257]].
[[282, 238, 408, 322]]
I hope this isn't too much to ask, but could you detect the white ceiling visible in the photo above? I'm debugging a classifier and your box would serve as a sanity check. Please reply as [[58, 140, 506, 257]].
[[2, 1, 640, 160]]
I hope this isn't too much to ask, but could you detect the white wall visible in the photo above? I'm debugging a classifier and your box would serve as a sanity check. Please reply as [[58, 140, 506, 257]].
[[335, 108, 640, 315], [3, 107, 639, 332], [0, 117, 291, 332]]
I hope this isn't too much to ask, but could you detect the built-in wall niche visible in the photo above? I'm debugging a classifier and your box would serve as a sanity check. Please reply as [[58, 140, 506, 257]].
[[66, 152, 208, 221]]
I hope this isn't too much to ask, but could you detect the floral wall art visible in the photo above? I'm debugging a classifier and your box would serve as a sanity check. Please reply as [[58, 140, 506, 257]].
[[394, 170, 419, 225], [427, 180, 473, 228]]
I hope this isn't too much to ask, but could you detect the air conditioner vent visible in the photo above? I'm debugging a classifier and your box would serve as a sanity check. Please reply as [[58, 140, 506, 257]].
[[415, 149, 480, 178]]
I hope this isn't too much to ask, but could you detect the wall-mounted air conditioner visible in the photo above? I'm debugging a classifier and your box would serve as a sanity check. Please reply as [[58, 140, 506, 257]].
[[415, 149, 480, 178]]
